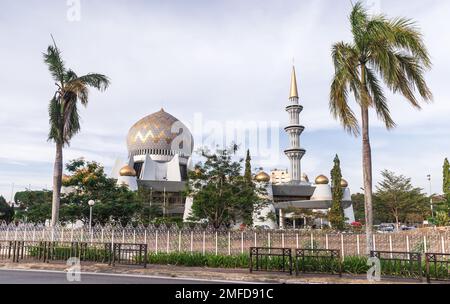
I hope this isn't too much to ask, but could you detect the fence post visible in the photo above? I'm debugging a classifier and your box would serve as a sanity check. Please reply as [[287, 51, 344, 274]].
[[296, 233, 299, 249], [203, 231, 206, 256], [441, 236, 445, 254], [268, 232, 271, 249], [423, 235, 427, 253], [167, 230, 170, 254], [282, 232, 285, 248], [215, 231, 218, 256], [178, 230, 182, 252], [144, 230, 147, 246], [191, 231, 194, 254], [357, 234, 360, 256], [341, 234, 345, 261], [241, 232, 244, 254], [228, 231, 231, 256], [325, 234, 329, 250], [155, 230, 158, 255], [254, 232, 257, 248], [406, 235, 410, 253], [373, 234, 376, 251], [310, 233, 314, 249], [389, 235, 393, 258], [133, 229, 136, 244]]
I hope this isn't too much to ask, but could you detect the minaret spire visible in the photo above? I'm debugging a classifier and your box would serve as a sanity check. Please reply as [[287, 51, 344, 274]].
[[289, 66, 299, 99], [284, 65, 306, 183]]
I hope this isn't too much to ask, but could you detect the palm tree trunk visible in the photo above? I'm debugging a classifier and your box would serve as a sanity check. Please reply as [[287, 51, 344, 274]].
[[361, 105, 374, 254], [361, 64, 374, 255], [51, 143, 63, 226]]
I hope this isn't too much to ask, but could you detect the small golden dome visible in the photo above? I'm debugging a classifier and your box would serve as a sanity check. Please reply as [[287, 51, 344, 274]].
[[255, 171, 271, 183], [315, 175, 329, 185], [341, 179, 349, 188], [119, 165, 137, 177]]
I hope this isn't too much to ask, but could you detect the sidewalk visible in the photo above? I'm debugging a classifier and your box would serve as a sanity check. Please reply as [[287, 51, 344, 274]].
[[0, 262, 422, 284]]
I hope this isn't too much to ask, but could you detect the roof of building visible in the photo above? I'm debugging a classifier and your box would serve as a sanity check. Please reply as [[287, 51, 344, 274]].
[[127, 109, 193, 157]]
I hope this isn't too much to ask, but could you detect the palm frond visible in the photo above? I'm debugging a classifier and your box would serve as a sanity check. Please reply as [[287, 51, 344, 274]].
[[48, 96, 63, 144], [43, 45, 66, 85], [365, 67, 396, 129], [330, 42, 361, 135]]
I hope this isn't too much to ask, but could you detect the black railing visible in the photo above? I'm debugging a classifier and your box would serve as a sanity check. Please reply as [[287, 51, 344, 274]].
[[112, 243, 147, 268], [426, 253, 450, 283], [0, 241, 147, 268], [370, 250, 422, 282], [249, 247, 292, 275], [295, 249, 342, 277]]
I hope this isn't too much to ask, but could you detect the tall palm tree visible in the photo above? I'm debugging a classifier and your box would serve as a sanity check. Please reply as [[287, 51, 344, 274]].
[[44, 37, 110, 226], [330, 2, 432, 253]]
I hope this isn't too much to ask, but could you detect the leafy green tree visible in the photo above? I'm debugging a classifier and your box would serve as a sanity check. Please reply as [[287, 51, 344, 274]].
[[43, 37, 110, 226], [0, 196, 14, 223], [329, 155, 345, 230], [443, 158, 450, 200], [352, 192, 392, 225], [244, 150, 252, 184], [60, 159, 140, 226], [330, 2, 432, 252], [186, 147, 265, 228], [14, 190, 53, 223], [376, 170, 429, 228]]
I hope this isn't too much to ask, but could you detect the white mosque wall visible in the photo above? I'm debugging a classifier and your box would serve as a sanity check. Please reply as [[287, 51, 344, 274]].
[[167, 154, 182, 182], [141, 155, 156, 180], [183, 197, 194, 222], [344, 203, 356, 223], [111, 158, 126, 179], [117, 176, 138, 191], [311, 184, 332, 201]]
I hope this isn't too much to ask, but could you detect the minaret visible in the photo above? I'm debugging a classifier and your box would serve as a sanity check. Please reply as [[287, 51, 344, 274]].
[[284, 66, 306, 183]]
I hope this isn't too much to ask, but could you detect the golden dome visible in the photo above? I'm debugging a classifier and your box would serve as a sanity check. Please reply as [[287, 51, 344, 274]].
[[341, 179, 349, 188], [255, 171, 271, 183], [315, 175, 329, 185], [119, 165, 137, 177], [126, 109, 193, 157]]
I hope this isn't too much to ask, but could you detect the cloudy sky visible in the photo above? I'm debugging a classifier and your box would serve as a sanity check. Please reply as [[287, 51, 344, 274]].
[[0, 0, 449, 200]]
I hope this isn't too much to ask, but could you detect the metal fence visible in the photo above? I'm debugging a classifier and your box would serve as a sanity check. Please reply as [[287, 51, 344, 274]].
[[370, 250, 423, 282], [0, 240, 147, 267], [295, 249, 342, 276], [0, 223, 449, 257], [249, 247, 292, 275], [426, 253, 450, 283]]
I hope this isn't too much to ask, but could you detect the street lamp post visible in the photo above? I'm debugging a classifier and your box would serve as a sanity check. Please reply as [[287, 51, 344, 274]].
[[88, 200, 95, 230], [427, 175, 434, 219]]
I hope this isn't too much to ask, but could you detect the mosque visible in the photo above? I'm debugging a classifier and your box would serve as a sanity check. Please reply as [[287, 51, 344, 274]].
[[111, 66, 355, 229]]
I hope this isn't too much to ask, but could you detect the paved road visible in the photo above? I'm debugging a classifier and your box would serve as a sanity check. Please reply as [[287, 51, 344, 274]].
[[0, 269, 242, 284]]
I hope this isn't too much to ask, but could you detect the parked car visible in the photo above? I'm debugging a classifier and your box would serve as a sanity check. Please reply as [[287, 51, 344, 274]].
[[377, 223, 395, 233]]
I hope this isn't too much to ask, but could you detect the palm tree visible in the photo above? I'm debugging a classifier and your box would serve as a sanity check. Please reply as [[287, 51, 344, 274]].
[[330, 2, 432, 253], [44, 37, 110, 226]]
